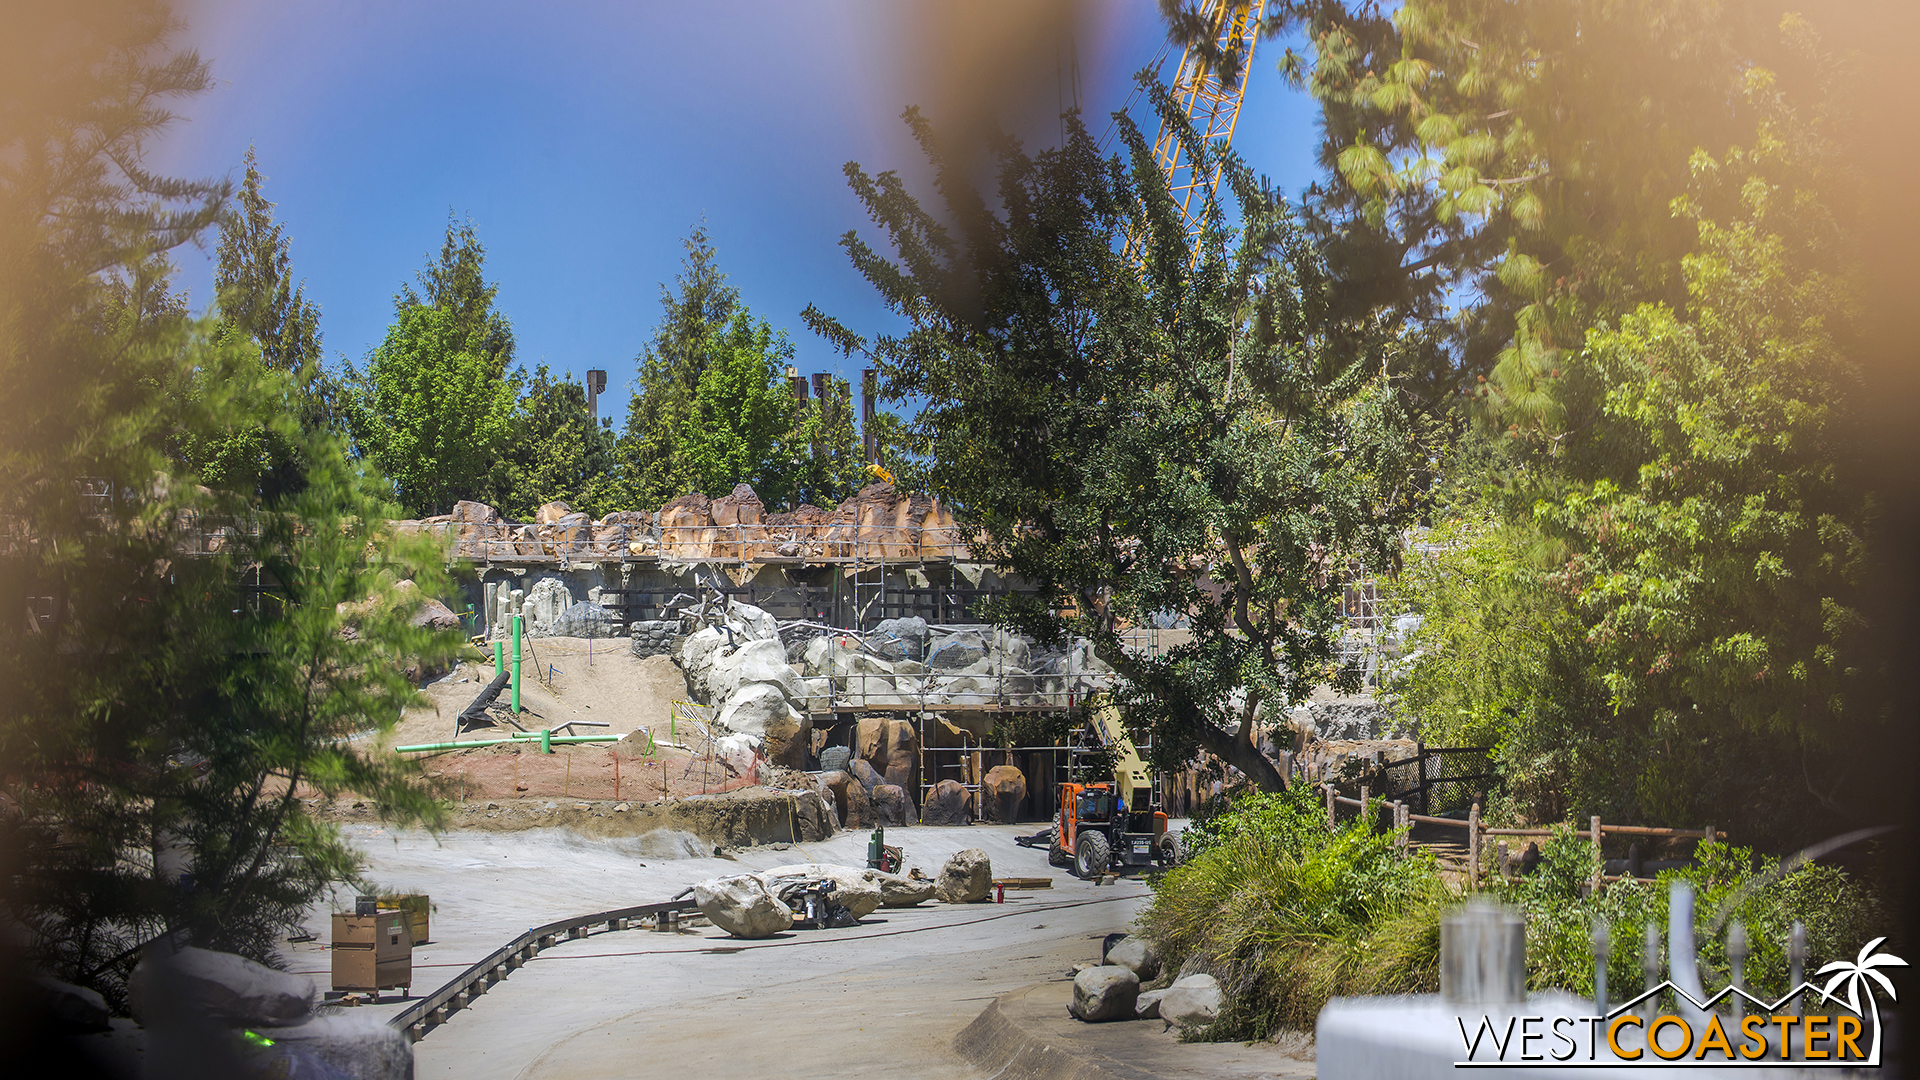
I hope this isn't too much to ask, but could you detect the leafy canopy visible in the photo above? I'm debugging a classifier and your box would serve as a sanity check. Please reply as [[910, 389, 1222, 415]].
[[812, 91, 1417, 790]]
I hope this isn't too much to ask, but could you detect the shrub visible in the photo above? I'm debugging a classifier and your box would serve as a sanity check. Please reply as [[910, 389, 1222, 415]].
[[1143, 797, 1886, 1041]]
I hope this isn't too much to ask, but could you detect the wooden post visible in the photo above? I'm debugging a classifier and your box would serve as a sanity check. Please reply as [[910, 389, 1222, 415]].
[[614, 751, 621, 801], [1591, 814, 1603, 859], [1703, 823, 1715, 845], [1326, 783, 1336, 831], [1468, 802, 1482, 887], [1359, 785, 1370, 832], [1394, 802, 1407, 856]]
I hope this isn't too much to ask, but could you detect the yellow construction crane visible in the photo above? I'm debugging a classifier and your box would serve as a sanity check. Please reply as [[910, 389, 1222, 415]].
[[1146, 0, 1267, 257]]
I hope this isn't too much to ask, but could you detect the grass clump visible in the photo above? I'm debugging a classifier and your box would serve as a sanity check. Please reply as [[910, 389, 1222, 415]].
[[1139, 787, 1447, 1040]]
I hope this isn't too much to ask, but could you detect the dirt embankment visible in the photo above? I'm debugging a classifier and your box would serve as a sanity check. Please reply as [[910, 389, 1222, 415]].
[[316, 786, 836, 848]]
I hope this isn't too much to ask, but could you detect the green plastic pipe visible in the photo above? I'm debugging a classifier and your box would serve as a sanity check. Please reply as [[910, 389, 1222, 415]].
[[511, 615, 523, 714], [493, 640, 503, 676], [395, 734, 621, 754]]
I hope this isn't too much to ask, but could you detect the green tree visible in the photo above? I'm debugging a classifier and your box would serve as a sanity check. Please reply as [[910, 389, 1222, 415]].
[[496, 363, 618, 519], [347, 218, 521, 516], [615, 225, 740, 505], [674, 312, 796, 499], [214, 145, 334, 430], [1, 0, 457, 1007], [181, 146, 337, 499], [811, 97, 1416, 790], [1354, 10, 1875, 839]]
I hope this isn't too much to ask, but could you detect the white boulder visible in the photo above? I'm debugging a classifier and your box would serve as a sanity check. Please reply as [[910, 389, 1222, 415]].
[[692, 874, 793, 938]]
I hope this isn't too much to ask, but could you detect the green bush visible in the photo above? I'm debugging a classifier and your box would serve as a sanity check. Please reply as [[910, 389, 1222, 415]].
[[1142, 797, 1886, 1041], [1139, 787, 1446, 1039]]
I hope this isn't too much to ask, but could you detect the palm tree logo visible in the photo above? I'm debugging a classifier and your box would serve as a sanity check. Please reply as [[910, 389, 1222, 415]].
[[1817, 936, 1908, 1061]]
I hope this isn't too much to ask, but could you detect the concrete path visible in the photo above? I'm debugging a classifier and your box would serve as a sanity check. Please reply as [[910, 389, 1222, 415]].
[[298, 819, 1312, 1079]]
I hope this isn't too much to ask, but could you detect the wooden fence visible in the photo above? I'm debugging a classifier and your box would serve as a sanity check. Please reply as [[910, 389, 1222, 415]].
[[1322, 783, 1727, 887]]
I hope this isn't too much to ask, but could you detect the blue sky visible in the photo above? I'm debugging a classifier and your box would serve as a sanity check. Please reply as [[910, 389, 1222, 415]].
[[159, 1, 1322, 411]]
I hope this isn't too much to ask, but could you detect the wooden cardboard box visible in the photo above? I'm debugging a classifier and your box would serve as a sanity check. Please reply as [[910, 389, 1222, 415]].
[[331, 911, 412, 994], [376, 894, 430, 945]]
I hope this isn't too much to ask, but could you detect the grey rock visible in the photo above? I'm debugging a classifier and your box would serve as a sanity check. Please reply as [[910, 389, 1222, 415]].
[[818, 745, 852, 773], [1159, 973, 1222, 1030], [1068, 965, 1140, 1022], [708, 637, 804, 704], [692, 874, 793, 938], [926, 633, 987, 671], [1105, 936, 1161, 981], [935, 847, 992, 903], [262, 1011, 413, 1080], [32, 976, 109, 1034], [869, 616, 929, 661], [870, 870, 937, 907], [758, 863, 884, 918], [715, 682, 801, 742], [127, 946, 316, 1028], [549, 601, 619, 638], [1135, 988, 1167, 1020]]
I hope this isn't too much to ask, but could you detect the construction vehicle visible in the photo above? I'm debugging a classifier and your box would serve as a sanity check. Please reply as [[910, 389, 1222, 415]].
[[1047, 703, 1182, 878]]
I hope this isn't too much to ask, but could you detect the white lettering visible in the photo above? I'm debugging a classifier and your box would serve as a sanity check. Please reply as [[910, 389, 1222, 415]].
[[1458, 1015, 1519, 1060], [1522, 1016, 1544, 1060], [1550, 1016, 1578, 1061]]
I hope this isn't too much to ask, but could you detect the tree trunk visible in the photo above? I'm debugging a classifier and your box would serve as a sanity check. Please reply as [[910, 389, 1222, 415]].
[[1191, 718, 1287, 793]]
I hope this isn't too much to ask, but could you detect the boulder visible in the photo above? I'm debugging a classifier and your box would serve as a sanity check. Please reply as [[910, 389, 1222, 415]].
[[981, 764, 1027, 824], [707, 638, 805, 703], [673, 626, 730, 701], [923, 778, 971, 826], [758, 863, 883, 918], [31, 976, 110, 1034], [692, 874, 793, 939], [658, 492, 714, 557], [869, 616, 930, 662], [1105, 937, 1161, 981], [597, 510, 651, 528], [1068, 966, 1140, 1022], [522, 577, 575, 635], [935, 847, 992, 903], [548, 601, 619, 638], [409, 596, 463, 630], [854, 715, 889, 763], [1135, 988, 1167, 1020], [848, 758, 885, 793], [717, 683, 807, 765], [451, 499, 500, 524], [881, 717, 918, 789], [128, 946, 316, 1028], [710, 483, 765, 526], [870, 870, 937, 907], [927, 632, 987, 671], [816, 769, 854, 824], [870, 784, 911, 826], [1158, 973, 1222, 1030], [259, 1011, 413, 1080]]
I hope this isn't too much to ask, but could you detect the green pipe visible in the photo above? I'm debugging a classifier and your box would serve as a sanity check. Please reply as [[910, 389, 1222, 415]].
[[395, 734, 621, 754], [494, 640, 503, 676], [511, 615, 523, 714]]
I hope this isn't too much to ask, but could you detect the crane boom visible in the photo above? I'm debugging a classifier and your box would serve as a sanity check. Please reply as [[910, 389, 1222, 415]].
[[1150, 0, 1266, 254]]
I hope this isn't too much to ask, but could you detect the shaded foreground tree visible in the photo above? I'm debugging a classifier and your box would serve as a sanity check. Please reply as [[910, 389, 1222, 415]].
[[1, 0, 458, 1009], [810, 95, 1417, 790]]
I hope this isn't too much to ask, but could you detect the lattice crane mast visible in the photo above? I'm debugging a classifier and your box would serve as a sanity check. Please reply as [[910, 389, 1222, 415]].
[[1147, 0, 1266, 259]]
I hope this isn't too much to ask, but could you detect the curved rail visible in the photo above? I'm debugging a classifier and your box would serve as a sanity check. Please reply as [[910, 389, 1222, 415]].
[[386, 898, 698, 1041]]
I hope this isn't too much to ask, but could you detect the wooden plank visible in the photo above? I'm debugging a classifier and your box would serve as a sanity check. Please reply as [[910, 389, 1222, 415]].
[[992, 877, 1054, 889]]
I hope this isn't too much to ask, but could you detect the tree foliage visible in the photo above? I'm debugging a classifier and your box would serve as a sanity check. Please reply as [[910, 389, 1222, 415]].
[[1, 0, 457, 1008], [813, 95, 1416, 790], [496, 363, 618, 519], [346, 218, 521, 516]]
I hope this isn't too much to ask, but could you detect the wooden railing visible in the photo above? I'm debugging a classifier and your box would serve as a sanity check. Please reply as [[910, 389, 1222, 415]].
[[1323, 783, 1726, 887]]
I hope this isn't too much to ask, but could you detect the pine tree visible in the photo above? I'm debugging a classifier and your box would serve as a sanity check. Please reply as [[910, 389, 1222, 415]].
[[214, 146, 333, 429], [346, 217, 522, 515]]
